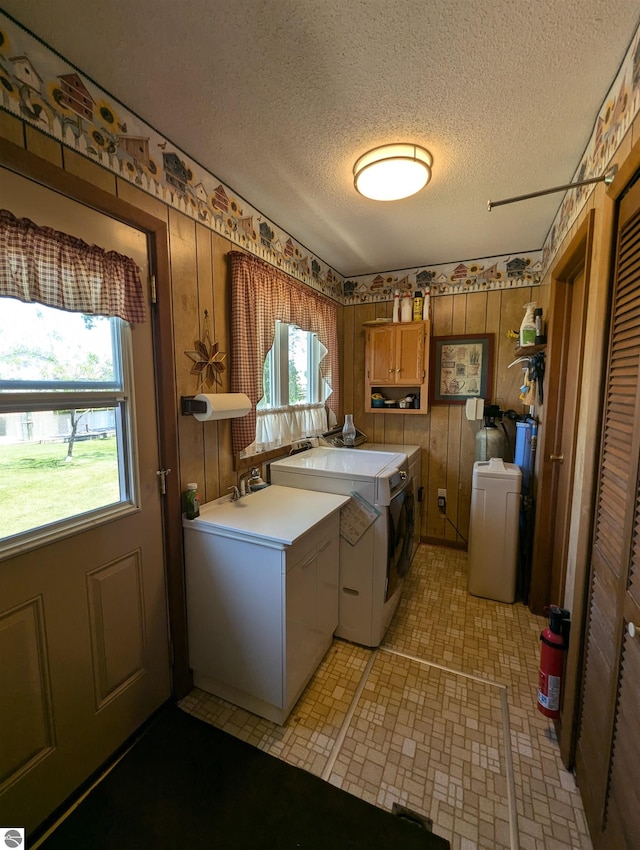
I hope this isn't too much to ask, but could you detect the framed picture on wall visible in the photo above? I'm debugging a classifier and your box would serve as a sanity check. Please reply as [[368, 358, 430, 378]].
[[429, 333, 494, 404]]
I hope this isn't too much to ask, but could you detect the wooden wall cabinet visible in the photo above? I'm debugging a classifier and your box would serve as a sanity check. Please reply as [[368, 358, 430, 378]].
[[364, 320, 430, 413]]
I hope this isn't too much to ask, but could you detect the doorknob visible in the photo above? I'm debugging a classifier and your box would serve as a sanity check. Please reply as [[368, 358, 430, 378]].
[[549, 453, 564, 463], [628, 622, 637, 639]]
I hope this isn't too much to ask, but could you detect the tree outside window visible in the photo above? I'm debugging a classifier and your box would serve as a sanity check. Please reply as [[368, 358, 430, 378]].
[[0, 298, 135, 545]]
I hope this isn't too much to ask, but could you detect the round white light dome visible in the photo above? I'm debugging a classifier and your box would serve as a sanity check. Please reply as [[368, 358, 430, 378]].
[[353, 143, 433, 201]]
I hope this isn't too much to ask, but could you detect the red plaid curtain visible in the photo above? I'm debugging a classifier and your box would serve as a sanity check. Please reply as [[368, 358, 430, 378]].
[[230, 251, 340, 456], [0, 209, 145, 323]]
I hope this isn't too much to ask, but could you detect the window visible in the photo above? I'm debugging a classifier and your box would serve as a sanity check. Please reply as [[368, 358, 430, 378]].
[[229, 250, 340, 457], [0, 298, 137, 554], [241, 321, 332, 455], [258, 321, 325, 410]]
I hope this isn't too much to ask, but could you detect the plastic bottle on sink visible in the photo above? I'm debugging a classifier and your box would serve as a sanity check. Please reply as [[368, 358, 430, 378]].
[[184, 483, 200, 519]]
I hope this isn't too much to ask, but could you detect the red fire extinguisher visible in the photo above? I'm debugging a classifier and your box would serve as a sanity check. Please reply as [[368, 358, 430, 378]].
[[537, 605, 570, 718]]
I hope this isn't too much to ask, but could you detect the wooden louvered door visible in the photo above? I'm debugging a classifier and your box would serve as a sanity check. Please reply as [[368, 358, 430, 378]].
[[575, 175, 640, 849]]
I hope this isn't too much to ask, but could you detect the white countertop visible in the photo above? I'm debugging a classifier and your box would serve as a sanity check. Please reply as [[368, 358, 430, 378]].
[[183, 484, 350, 546]]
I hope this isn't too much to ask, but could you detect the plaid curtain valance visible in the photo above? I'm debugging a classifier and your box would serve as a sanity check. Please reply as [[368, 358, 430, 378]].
[[0, 209, 146, 323], [229, 250, 339, 456]]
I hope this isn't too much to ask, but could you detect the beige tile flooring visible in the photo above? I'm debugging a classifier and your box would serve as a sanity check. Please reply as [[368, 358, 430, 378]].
[[179, 544, 592, 850]]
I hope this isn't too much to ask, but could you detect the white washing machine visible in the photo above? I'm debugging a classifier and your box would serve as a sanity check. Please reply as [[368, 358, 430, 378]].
[[269, 447, 414, 647], [357, 443, 422, 558], [315, 429, 422, 555]]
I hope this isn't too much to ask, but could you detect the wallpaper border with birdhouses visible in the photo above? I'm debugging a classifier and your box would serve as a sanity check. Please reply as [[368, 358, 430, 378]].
[[1, 11, 639, 307], [0, 12, 343, 302]]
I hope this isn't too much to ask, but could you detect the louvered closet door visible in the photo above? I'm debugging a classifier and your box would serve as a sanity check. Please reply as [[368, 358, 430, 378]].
[[575, 175, 640, 850]]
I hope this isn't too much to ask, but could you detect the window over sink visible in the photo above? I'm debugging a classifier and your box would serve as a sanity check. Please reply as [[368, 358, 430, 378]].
[[243, 321, 334, 456], [229, 251, 340, 458], [259, 321, 326, 409]]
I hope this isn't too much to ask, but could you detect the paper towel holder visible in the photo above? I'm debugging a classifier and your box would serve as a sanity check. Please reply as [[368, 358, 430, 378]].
[[181, 396, 208, 416], [181, 392, 251, 420]]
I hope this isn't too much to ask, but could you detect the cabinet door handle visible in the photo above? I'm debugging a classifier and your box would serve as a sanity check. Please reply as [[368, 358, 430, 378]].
[[396, 368, 401, 373], [301, 554, 315, 569], [388, 368, 394, 373], [318, 539, 332, 553]]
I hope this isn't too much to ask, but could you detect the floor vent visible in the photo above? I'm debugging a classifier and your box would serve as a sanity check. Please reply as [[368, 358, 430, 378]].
[[392, 802, 434, 832]]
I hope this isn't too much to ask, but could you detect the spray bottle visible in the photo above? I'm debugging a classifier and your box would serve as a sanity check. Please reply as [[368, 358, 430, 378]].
[[520, 302, 537, 347]]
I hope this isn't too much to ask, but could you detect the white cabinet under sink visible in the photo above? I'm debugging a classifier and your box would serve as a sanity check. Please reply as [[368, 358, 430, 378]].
[[183, 485, 348, 724], [284, 520, 339, 711]]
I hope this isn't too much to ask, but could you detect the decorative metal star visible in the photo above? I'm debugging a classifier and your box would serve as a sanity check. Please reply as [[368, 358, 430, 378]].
[[184, 337, 227, 388]]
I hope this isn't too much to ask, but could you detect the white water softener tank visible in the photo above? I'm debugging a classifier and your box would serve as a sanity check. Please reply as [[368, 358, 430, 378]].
[[468, 458, 522, 603]]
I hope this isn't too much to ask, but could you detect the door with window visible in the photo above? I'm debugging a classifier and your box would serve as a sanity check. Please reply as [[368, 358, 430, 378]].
[[0, 169, 170, 833]]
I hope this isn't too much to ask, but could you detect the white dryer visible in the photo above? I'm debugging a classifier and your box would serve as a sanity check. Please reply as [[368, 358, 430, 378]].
[[358, 443, 422, 559], [269, 447, 414, 647]]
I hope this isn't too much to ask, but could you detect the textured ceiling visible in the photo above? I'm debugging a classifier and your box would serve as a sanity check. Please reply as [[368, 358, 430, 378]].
[[2, 0, 639, 276]]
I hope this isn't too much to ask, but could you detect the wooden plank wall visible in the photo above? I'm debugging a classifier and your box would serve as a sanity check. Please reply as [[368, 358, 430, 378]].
[[168, 210, 237, 505], [343, 287, 534, 546]]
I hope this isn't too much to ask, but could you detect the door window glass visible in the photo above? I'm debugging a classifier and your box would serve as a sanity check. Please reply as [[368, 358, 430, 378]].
[[0, 298, 136, 552]]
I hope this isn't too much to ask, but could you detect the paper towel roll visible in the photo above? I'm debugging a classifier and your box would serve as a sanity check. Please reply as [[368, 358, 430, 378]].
[[193, 392, 251, 421]]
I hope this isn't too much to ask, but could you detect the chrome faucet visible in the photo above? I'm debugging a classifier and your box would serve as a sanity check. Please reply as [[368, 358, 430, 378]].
[[227, 485, 241, 501], [238, 466, 261, 496]]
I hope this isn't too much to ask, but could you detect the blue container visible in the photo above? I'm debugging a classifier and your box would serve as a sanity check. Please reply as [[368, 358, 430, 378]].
[[515, 420, 534, 493]]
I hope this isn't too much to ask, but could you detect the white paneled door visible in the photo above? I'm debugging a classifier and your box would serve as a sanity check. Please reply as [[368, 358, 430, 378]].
[[0, 170, 170, 833]]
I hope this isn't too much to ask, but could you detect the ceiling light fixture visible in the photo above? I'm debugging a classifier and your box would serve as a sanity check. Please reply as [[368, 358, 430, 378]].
[[353, 143, 433, 201]]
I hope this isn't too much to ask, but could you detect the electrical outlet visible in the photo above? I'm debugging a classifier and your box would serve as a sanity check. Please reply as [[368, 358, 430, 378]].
[[437, 488, 447, 513]]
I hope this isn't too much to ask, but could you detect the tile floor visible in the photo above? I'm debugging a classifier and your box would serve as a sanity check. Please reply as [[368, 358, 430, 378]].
[[179, 544, 592, 850]]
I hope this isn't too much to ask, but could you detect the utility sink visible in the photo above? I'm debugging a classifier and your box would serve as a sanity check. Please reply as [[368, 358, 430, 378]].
[[183, 484, 350, 546]]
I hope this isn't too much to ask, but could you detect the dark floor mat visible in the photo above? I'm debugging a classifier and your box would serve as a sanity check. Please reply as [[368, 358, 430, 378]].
[[39, 704, 449, 849]]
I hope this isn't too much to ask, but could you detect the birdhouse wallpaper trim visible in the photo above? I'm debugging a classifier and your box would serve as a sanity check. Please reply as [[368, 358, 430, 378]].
[[1, 12, 639, 305]]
